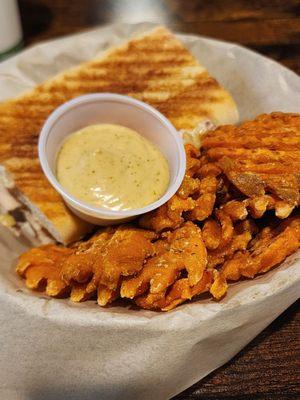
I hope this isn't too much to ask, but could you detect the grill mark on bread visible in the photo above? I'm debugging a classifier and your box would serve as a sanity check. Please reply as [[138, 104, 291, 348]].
[[150, 78, 220, 122]]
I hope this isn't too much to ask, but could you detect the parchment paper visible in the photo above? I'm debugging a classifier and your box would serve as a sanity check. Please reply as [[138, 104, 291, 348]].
[[0, 22, 299, 400]]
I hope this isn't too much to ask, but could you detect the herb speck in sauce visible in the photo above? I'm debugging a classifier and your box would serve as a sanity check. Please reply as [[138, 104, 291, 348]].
[[56, 124, 170, 210]]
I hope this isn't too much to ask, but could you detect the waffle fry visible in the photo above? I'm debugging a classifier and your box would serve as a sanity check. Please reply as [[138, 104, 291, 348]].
[[121, 222, 207, 302], [16, 245, 73, 297], [139, 144, 220, 232], [220, 195, 295, 222], [135, 270, 213, 311], [207, 219, 257, 269], [85, 227, 157, 305], [220, 215, 300, 282], [61, 228, 115, 284], [202, 112, 300, 209]]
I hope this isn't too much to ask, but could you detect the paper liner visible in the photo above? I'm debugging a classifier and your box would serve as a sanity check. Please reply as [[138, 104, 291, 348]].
[[0, 22, 299, 400]]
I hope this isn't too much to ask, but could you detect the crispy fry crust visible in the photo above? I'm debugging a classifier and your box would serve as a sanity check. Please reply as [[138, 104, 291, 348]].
[[221, 215, 300, 281], [139, 144, 220, 232], [61, 228, 115, 284], [64, 226, 157, 305], [136, 270, 213, 311], [15, 113, 300, 311], [120, 222, 207, 303], [86, 227, 157, 303], [16, 245, 73, 297], [202, 112, 300, 208]]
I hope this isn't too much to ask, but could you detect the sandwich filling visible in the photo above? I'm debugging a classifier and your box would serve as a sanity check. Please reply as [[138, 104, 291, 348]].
[[0, 169, 53, 245]]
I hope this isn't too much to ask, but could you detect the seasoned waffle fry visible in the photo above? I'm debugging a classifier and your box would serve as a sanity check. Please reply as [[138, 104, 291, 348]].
[[16, 245, 73, 297], [207, 219, 256, 269], [140, 144, 220, 232], [61, 228, 115, 284], [224, 195, 294, 221], [202, 112, 300, 209], [135, 270, 213, 311], [221, 215, 300, 281], [86, 227, 157, 297], [121, 222, 207, 301]]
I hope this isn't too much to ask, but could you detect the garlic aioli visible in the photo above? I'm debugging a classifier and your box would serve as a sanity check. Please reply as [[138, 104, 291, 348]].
[[56, 124, 170, 211]]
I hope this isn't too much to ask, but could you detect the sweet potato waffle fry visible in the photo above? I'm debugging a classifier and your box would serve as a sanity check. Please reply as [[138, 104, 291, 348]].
[[86, 226, 157, 304], [16, 245, 73, 297], [206, 219, 257, 269], [63, 226, 157, 305], [210, 215, 300, 299], [139, 144, 220, 232], [202, 112, 300, 210], [15, 112, 300, 311], [120, 222, 207, 307], [61, 228, 115, 285], [135, 270, 213, 311]]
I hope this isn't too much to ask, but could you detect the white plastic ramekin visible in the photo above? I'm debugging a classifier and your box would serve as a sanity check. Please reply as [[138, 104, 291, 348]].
[[38, 93, 186, 225]]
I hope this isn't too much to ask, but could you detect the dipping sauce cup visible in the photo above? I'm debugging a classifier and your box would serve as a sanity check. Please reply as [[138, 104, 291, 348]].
[[39, 93, 186, 225]]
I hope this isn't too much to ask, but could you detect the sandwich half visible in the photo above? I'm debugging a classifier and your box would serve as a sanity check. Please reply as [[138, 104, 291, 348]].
[[0, 26, 238, 245]]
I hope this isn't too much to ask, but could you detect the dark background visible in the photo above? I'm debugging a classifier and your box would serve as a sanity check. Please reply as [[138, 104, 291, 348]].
[[17, 1, 299, 399]]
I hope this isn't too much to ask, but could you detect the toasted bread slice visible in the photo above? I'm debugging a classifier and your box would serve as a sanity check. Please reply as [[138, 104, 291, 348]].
[[0, 26, 238, 244]]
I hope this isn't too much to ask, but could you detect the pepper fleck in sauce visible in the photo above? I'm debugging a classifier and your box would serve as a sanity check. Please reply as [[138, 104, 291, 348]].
[[56, 124, 170, 211]]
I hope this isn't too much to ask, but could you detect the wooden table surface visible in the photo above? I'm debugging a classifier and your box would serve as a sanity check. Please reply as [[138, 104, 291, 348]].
[[18, 1, 300, 399]]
